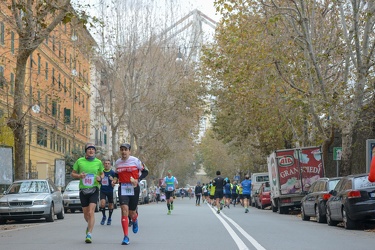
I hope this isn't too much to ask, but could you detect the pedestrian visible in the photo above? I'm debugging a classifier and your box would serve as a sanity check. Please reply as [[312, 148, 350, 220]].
[[195, 182, 203, 206], [99, 159, 116, 226], [241, 174, 252, 213], [212, 170, 225, 214], [161, 170, 178, 215], [71, 143, 104, 244], [155, 186, 161, 203], [179, 187, 185, 199], [113, 143, 149, 245]]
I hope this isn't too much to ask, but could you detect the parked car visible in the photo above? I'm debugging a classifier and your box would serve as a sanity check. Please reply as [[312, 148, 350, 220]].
[[63, 180, 99, 213], [255, 182, 271, 209], [326, 173, 375, 229], [251, 172, 269, 207], [300, 177, 341, 223], [0, 179, 64, 224]]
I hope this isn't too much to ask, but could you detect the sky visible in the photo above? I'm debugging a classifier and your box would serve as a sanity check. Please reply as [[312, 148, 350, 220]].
[[74, 0, 221, 54]]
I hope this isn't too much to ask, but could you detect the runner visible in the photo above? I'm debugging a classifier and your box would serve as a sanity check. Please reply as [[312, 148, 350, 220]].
[[113, 143, 149, 245], [231, 181, 239, 207], [241, 174, 252, 213], [212, 170, 225, 214], [99, 159, 116, 226], [161, 170, 178, 215], [202, 183, 208, 204], [71, 143, 104, 244], [223, 178, 232, 208]]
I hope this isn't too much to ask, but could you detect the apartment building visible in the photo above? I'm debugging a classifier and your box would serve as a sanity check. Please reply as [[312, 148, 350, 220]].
[[0, 3, 102, 184]]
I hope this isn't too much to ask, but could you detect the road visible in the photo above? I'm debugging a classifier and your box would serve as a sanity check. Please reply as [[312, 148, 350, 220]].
[[1, 198, 374, 250]]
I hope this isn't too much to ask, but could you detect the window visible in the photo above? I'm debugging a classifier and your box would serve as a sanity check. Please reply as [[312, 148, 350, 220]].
[[0, 66, 4, 88], [64, 78, 67, 94], [45, 36, 49, 45], [104, 134, 107, 144], [0, 22, 4, 45], [50, 131, 55, 150], [37, 55, 41, 74], [10, 31, 14, 54], [52, 35, 55, 51], [64, 108, 71, 124], [52, 68, 55, 85], [52, 101, 57, 117], [45, 95, 49, 114], [37, 126, 47, 147], [37, 91, 41, 105], [10, 73, 14, 94], [45, 62, 48, 80], [64, 48, 67, 63], [58, 73, 61, 89]]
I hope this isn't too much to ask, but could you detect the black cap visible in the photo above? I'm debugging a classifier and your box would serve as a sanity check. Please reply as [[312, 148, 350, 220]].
[[120, 143, 131, 150], [85, 143, 96, 151]]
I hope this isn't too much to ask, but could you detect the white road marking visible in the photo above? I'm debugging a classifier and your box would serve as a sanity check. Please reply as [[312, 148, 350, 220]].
[[208, 204, 266, 250], [208, 204, 249, 250]]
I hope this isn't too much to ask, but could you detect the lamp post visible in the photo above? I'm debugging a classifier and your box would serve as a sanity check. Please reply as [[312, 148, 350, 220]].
[[71, 32, 77, 150]]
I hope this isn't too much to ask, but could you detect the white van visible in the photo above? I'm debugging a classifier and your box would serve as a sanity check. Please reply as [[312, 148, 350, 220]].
[[251, 172, 269, 207]]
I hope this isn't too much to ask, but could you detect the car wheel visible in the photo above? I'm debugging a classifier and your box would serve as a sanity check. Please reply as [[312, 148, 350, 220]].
[[57, 206, 64, 220], [271, 203, 278, 213], [301, 205, 310, 221], [0, 217, 6, 225], [70, 209, 76, 213], [64, 208, 68, 213], [342, 207, 356, 230], [326, 206, 338, 226], [46, 204, 55, 222], [315, 204, 326, 223]]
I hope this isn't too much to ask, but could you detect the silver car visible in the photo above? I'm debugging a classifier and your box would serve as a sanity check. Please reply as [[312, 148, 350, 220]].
[[0, 179, 64, 224], [63, 180, 100, 213]]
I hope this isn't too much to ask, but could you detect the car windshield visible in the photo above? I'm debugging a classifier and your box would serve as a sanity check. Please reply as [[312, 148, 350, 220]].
[[65, 181, 80, 191], [264, 186, 271, 192], [353, 176, 375, 189], [8, 181, 49, 194]]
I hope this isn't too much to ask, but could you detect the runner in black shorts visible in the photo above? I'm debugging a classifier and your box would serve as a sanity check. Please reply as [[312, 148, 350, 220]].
[[213, 170, 226, 214], [161, 170, 178, 215]]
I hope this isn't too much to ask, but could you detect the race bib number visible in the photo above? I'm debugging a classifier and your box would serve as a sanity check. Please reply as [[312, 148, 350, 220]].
[[168, 186, 174, 191], [101, 176, 109, 186], [83, 174, 95, 187], [121, 183, 134, 196]]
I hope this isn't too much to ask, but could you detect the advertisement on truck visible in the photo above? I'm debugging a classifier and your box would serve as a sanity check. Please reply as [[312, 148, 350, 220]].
[[268, 146, 324, 214]]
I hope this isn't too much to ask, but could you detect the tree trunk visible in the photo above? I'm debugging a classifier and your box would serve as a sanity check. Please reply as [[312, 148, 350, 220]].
[[7, 51, 30, 180]]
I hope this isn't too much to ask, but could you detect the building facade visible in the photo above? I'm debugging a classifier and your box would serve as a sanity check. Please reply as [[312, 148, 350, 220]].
[[0, 2, 101, 185]]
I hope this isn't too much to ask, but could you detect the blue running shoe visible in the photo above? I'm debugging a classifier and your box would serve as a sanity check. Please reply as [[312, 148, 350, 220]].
[[132, 219, 138, 233], [121, 236, 130, 245], [85, 233, 92, 243], [107, 218, 111, 225], [100, 216, 106, 225]]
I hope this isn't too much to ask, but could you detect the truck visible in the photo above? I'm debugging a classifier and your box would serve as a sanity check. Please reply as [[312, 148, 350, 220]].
[[267, 146, 324, 214]]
